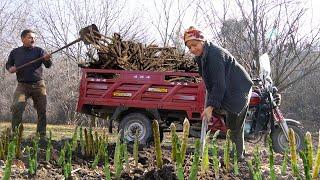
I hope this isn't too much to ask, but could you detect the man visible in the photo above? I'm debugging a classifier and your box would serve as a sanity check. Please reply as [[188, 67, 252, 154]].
[[183, 26, 253, 159], [6, 29, 52, 137]]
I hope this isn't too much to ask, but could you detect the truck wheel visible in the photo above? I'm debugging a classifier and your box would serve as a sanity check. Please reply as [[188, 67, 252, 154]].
[[271, 123, 304, 153], [119, 113, 152, 144]]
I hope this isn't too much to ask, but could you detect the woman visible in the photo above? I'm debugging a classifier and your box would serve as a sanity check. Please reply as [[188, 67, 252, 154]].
[[184, 26, 252, 159]]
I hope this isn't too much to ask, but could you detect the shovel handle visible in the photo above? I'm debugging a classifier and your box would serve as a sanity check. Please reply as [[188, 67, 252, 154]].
[[50, 38, 81, 54], [15, 56, 46, 71], [200, 91, 209, 155], [15, 38, 82, 71], [200, 117, 208, 152]]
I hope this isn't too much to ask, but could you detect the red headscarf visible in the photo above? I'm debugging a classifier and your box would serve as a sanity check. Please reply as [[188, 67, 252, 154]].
[[183, 26, 204, 44]]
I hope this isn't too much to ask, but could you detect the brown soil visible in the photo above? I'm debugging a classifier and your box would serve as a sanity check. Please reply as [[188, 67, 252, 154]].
[[0, 134, 308, 179]]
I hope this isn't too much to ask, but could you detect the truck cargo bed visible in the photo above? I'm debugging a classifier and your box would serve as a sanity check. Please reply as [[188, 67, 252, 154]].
[[77, 68, 205, 120]]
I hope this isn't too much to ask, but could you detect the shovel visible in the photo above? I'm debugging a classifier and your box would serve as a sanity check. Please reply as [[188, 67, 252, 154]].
[[14, 24, 100, 72], [200, 90, 208, 155]]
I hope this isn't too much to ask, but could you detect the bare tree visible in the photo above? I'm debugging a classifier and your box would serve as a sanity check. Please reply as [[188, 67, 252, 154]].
[[0, 0, 34, 119], [24, 0, 148, 123], [0, 0, 32, 68], [150, 0, 192, 48], [235, 0, 320, 91], [0, 0, 30, 48], [193, 0, 231, 44], [282, 70, 320, 128], [35, 0, 147, 64], [195, 0, 320, 91]]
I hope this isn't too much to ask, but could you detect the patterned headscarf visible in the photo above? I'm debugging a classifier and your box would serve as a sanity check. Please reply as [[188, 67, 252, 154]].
[[183, 26, 204, 44]]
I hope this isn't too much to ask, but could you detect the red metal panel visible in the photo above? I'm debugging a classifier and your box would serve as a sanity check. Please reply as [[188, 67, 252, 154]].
[[87, 83, 108, 90], [77, 68, 206, 120]]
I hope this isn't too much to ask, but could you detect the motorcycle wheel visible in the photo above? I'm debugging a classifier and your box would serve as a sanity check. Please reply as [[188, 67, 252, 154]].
[[271, 122, 305, 153]]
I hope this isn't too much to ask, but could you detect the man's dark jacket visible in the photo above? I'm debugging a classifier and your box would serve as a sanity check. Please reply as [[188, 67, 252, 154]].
[[195, 41, 253, 114], [6, 46, 52, 83]]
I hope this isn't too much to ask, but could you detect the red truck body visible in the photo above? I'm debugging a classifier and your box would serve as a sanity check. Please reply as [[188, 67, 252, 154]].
[[77, 68, 205, 119], [76, 68, 227, 142]]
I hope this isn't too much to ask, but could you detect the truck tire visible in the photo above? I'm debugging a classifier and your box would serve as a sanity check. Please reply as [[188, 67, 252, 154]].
[[119, 113, 152, 144]]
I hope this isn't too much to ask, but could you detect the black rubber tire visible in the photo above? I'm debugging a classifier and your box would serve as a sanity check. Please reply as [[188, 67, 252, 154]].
[[271, 122, 305, 153], [119, 113, 152, 144]]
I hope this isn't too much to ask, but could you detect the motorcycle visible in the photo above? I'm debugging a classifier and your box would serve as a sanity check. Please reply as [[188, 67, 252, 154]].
[[208, 53, 304, 153]]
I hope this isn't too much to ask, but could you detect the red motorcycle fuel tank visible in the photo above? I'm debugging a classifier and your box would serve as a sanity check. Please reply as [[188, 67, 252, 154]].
[[249, 91, 261, 106]]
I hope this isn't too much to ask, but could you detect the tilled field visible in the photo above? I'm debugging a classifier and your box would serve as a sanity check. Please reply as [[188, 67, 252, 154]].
[[0, 133, 302, 180]]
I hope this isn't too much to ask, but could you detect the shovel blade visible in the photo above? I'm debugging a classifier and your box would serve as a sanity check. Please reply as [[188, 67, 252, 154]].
[[79, 24, 101, 45]]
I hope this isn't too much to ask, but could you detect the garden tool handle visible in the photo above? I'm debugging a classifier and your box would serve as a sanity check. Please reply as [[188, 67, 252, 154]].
[[50, 38, 82, 54], [15, 38, 82, 72], [200, 90, 208, 155], [200, 116, 208, 154]]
